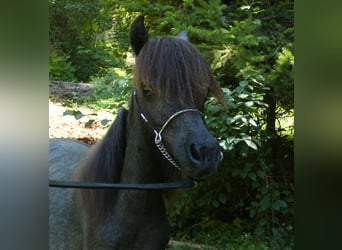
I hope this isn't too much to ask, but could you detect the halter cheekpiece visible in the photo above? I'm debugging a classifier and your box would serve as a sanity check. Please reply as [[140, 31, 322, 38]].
[[134, 91, 203, 171]]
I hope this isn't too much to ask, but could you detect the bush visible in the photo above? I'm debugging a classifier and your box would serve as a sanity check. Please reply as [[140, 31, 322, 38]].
[[49, 50, 76, 82], [167, 68, 293, 249]]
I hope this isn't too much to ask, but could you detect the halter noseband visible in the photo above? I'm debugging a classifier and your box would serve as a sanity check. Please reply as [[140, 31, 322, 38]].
[[134, 91, 203, 171]]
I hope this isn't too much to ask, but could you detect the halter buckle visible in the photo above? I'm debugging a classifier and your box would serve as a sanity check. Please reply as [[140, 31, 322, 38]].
[[154, 130, 162, 144]]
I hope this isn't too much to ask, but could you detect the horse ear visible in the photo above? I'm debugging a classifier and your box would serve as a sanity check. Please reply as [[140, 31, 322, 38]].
[[177, 30, 189, 41], [129, 15, 149, 56]]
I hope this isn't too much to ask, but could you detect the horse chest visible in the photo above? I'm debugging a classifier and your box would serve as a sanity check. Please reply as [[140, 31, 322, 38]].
[[95, 226, 169, 250], [86, 192, 170, 249]]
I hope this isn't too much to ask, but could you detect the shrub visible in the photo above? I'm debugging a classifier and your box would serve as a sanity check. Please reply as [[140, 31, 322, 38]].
[[168, 68, 293, 249], [49, 50, 76, 82]]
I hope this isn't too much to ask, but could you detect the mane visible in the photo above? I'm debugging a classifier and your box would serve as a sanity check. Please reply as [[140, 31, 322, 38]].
[[73, 108, 128, 224], [133, 36, 225, 107]]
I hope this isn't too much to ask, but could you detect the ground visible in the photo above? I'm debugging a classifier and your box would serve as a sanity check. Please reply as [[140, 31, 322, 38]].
[[49, 81, 115, 144]]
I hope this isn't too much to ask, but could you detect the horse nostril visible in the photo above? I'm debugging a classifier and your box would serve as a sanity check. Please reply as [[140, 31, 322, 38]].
[[190, 144, 201, 162]]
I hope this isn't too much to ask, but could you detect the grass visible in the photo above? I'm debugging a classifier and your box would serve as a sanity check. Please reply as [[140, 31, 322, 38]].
[[167, 232, 293, 250], [167, 231, 272, 250], [167, 213, 293, 250]]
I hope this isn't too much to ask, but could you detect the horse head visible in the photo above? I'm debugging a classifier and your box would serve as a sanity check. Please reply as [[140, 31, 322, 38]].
[[130, 15, 225, 180]]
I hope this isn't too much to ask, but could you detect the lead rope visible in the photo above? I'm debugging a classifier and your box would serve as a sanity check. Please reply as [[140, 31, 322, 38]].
[[135, 91, 203, 171]]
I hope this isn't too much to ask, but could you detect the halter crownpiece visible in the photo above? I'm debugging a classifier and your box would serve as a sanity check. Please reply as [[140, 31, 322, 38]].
[[134, 91, 203, 170]]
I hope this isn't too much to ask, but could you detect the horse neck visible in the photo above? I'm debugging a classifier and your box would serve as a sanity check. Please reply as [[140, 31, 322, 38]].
[[111, 106, 169, 222], [121, 106, 164, 184], [120, 98, 185, 186]]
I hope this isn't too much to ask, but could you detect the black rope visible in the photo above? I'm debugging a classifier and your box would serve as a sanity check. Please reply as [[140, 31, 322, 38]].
[[49, 179, 196, 190]]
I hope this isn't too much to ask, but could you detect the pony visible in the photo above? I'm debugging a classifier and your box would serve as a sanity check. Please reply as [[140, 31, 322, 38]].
[[49, 15, 225, 249]]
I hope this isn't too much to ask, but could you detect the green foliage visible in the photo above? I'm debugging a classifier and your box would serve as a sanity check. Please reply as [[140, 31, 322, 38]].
[[87, 67, 131, 111], [206, 68, 269, 152], [61, 67, 132, 127], [49, 50, 76, 82], [167, 68, 293, 249], [118, 0, 228, 61], [71, 45, 118, 82], [49, 0, 120, 82]]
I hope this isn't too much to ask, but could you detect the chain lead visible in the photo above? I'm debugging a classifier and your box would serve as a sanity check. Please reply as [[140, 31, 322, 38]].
[[155, 140, 181, 170]]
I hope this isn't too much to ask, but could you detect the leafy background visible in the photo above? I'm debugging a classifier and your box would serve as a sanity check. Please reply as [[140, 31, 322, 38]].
[[49, 0, 293, 249]]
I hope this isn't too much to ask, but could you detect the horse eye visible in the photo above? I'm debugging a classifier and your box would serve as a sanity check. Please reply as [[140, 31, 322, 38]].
[[142, 85, 152, 96]]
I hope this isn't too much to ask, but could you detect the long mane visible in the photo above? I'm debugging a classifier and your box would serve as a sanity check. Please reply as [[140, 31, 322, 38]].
[[133, 36, 225, 107], [73, 109, 128, 223]]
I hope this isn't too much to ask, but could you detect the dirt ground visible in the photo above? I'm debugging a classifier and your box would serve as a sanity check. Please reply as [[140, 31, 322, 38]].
[[49, 81, 115, 145]]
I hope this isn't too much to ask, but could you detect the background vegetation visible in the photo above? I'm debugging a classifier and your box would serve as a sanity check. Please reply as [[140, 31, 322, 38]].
[[49, 0, 293, 249]]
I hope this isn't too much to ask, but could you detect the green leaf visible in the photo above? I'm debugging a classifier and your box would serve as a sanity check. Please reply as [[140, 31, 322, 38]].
[[256, 170, 265, 178], [238, 93, 249, 99], [254, 226, 265, 236], [244, 162, 254, 171], [248, 118, 257, 127], [92, 22, 99, 32], [234, 86, 244, 94], [252, 19, 261, 25], [227, 101, 237, 109], [225, 117, 233, 125], [243, 139, 258, 150], [63, 109, 84, 120], [63, 110, 74, 116], [259, 218, 267, 226], [240, 170, 248, 179], [240, 5, 251, 10], [239, 80, 248, 87], [249, 208, 256, 218], [85, 119, 95, 128], [273, 199, 287, 211], [101, 119, 110, 126], [197, 196, 207, 207], [245, 101, 254, 107], [218, 193, 227, 204], [223, 139, 235, 151], [260, 197, 271, 211], [212, 200, 220, 208], [75, 112, 84, 120], [248, 172, 257, 181], [232, 114, 244, 123]]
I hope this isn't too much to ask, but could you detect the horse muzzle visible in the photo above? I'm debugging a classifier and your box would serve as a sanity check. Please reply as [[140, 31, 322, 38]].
[[187, 140, 223, 180]]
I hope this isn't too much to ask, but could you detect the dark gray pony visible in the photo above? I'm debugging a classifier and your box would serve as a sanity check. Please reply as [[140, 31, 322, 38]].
[[49, 15, 225, 250]]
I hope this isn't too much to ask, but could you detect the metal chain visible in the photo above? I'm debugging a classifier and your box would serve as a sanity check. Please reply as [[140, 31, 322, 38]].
[[154, 133, 181, 170], [152, 109, 203, 171]]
